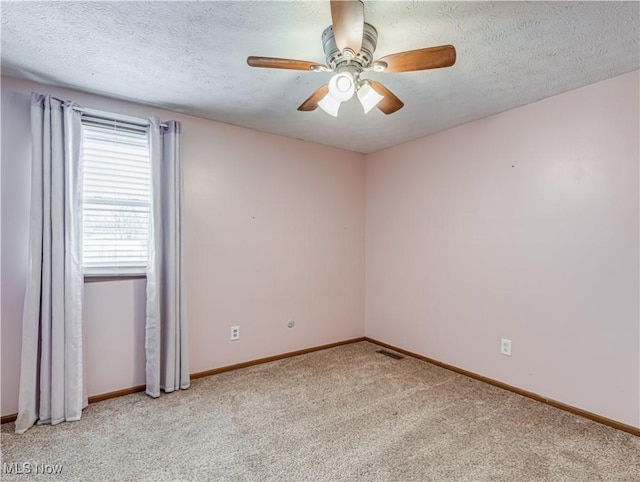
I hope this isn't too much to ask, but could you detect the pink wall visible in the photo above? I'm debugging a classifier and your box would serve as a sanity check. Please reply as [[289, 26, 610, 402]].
[[365, 71, 640, 427], [1, 77, 366, 416]]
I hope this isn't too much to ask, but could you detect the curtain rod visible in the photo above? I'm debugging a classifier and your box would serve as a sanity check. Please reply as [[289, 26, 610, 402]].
[[73, 106, 168, 128]]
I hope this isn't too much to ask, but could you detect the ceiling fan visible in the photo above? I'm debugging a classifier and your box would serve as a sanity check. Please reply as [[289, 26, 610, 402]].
[[247, 0, 456, 116]]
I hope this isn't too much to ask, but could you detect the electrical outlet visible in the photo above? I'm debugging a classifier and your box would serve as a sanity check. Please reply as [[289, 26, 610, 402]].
[[230, 325, 240, 341], [501, 338, 512, 356]]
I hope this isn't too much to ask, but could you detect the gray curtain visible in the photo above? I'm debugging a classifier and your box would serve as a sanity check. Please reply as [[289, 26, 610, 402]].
[[15, 93, 86, 434], [145, 119, 190, 397]]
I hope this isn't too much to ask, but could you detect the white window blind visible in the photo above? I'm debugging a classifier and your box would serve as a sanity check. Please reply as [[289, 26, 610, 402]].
[[81, 116, 151, 276]]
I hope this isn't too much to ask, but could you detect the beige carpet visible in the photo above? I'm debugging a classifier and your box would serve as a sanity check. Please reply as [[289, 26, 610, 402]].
[[1, 341, 639, 481]]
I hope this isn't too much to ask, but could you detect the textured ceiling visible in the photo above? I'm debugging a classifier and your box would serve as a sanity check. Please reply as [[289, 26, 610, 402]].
[[1, 1, 639, 153]]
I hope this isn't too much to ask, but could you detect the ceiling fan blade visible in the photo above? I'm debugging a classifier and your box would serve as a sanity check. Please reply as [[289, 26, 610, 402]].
[[298, 85, 330, 112], [330, 0, 364, 55], [375, 45, 456, 73], [369, 81, 404, 115], [247, 56, 327, 71]]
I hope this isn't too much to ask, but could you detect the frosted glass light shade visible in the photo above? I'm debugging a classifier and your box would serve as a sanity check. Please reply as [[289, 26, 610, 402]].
[[328, 72, 355, 102], [357, 82, 384, 114], [318, 93, 341, 117]]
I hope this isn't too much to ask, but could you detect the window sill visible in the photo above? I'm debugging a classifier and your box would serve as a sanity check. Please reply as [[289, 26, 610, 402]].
[[84, 274, 147, 283]]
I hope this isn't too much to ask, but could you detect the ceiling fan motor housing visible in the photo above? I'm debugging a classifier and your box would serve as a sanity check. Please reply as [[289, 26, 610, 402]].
[[322, 23, 378, 72]]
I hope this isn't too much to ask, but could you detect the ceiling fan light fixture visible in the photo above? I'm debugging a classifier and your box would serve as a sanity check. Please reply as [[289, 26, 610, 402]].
[[328, 72, 355, 102], [357, 81, 384, 114], [318, 92, 342, 117], [247, 2, 457, 117]]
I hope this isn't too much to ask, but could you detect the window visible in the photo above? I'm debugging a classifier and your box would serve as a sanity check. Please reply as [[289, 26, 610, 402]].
[[81, 116, 151, 276]]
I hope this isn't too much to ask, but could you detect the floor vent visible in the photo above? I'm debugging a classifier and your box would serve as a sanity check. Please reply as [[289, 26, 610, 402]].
[[376, 349, 405, 360]]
